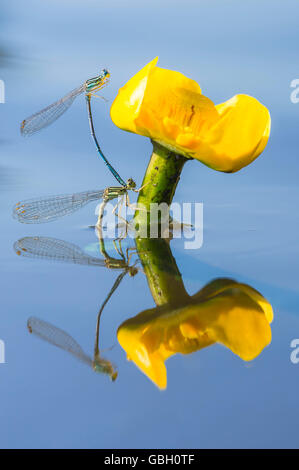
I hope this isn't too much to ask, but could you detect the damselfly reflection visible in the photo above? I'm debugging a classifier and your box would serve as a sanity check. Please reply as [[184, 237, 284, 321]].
[[14, 235, 139, 276], [27, 317, 118, 379], [20, 234, 141, 379], [27, 274, 121, 380]]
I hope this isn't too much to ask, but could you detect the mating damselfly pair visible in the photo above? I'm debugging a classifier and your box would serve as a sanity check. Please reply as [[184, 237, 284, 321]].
[[14, 71, 143, 379], [15, 69, 144, 226]]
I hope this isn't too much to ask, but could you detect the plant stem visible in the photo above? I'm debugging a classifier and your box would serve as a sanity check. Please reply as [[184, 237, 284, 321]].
[[133, 141, 188, 306], [135, 140, 188, 213], [135, 237, 189, 307]]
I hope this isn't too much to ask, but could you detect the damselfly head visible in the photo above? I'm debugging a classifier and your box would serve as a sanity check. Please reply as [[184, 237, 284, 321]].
[[126, 178, 137, 190], [101, 69, 110, 78]]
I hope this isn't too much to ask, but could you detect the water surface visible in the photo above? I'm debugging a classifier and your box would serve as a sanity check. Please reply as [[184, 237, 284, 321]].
[[0, 0, 298, 449]]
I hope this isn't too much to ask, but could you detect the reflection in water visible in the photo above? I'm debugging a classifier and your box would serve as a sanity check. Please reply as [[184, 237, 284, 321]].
[[118, 278, 273, 389], [27, 315, 117, 380], [14, 233, 273, 390], [14, 233, 139, 380], [25, 242, 130, 380], [117, 237, 273, 389], [14, 235, 139, 276]]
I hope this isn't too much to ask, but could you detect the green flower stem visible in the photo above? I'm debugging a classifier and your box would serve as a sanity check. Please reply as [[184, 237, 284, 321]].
[[135, 237, 189, 307], [133, 141, 189, 306], [135, 140, 188, 214]]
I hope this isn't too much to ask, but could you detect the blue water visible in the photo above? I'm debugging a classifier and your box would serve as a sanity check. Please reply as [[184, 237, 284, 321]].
[[0, 0, 299, 449]]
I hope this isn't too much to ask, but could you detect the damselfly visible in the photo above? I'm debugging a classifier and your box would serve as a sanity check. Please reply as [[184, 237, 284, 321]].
[[20, 69, 138, 190], [20, 70, 110, 137], [12, 181, 140, 226]]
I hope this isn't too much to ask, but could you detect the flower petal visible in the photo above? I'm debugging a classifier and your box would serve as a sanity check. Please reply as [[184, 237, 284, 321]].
[[110, 59, 271, 173], [117, 319, 168, 390], [191, 94, 271, 172], [110, 57, 158, 134], [136, 87, 216, 149], [117, 280, 273, 388]]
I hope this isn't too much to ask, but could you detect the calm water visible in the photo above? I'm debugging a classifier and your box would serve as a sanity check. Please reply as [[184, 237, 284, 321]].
[[0, 0, 299, 449]]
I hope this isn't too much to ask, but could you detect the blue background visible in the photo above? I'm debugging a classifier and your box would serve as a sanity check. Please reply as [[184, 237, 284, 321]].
[[0, 0, 298, 448]]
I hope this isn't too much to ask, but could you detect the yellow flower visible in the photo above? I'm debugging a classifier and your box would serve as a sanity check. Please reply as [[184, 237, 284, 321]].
[[117, 279, 273, 389], [111, 58, 271, 173]]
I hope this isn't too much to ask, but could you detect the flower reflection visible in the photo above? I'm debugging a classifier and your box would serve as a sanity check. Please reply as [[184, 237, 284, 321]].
[[14, 231, 273, 390], [118, 278, 273, 390]]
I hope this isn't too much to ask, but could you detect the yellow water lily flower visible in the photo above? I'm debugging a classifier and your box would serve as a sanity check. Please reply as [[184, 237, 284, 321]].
[[111, 58, 271, 172], [117, 279, 273, 389]]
